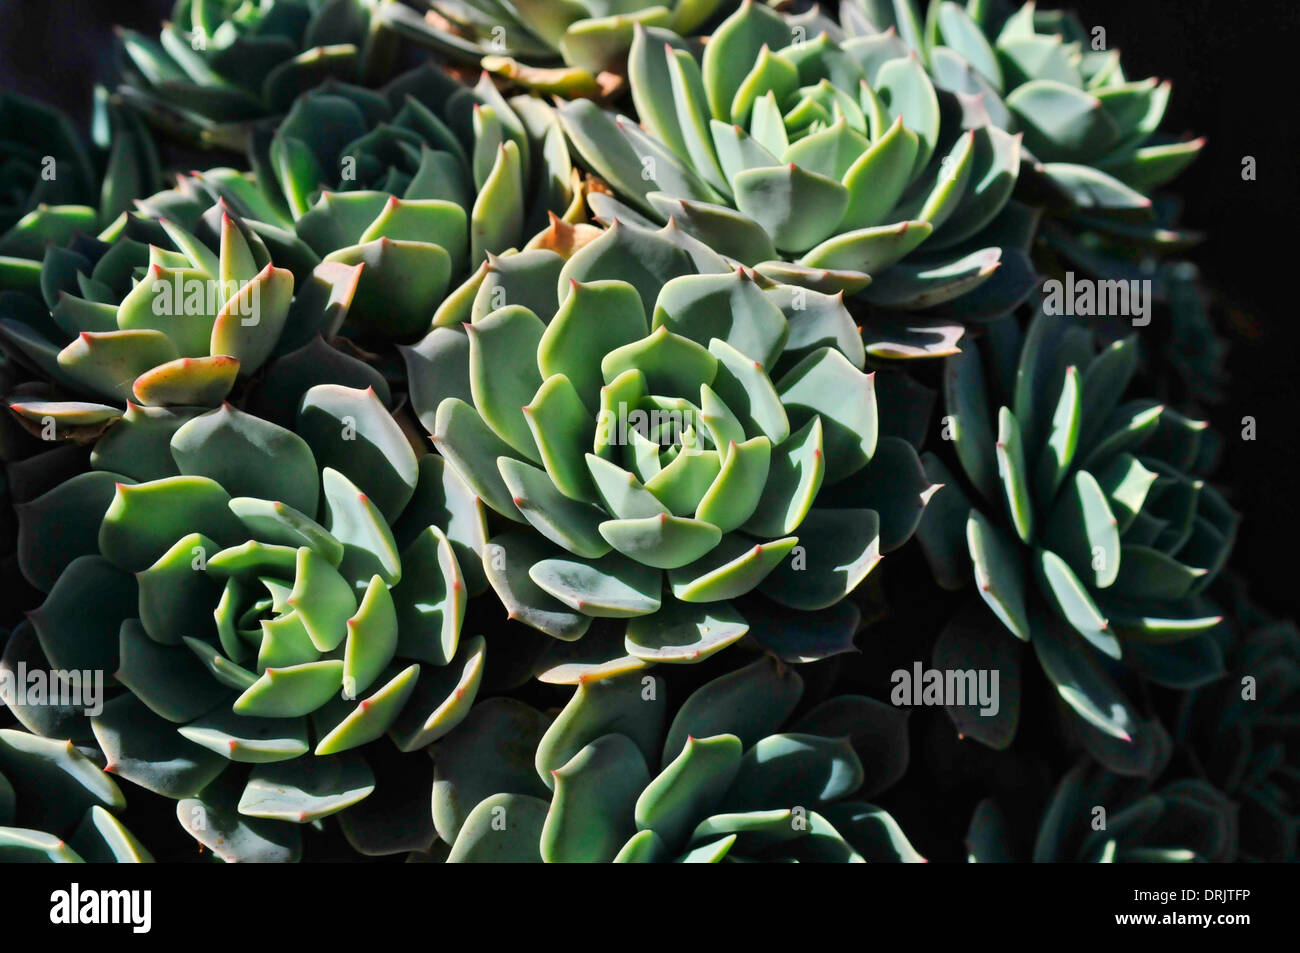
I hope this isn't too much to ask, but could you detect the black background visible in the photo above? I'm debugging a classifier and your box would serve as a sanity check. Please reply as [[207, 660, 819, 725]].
[[0, 0, 1296, 616]]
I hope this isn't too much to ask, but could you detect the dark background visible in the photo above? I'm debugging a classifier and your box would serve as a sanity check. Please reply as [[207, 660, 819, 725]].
[[0, 0, 1296, 617]]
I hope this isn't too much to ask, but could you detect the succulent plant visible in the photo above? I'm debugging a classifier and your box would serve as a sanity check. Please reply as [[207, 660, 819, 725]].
[[838, 1, 1203, 266], [555, 0, 1034, 336], [0, 191, 340, 432], [0, 728, 153, 862], [115, 0, 401, 150], [380, 0, 733, 96], [0, 0, 1279, 870], [1, 61, 578, 426], [436, 657, 922, 862], [0, 90, 162, 631], [967, 756, 1235, 862], [836, 4, 1226, 421], [242, 63, 582, 332], [403, 214, 934, 679], [0, 89, 160, 299], [1177, 613, 1300, 862], [14, 385, 488, 860], [916, 304, 1238, 773]]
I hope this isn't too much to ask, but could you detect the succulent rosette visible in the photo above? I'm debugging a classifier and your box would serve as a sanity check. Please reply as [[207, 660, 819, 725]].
[[835, 2, 1225, 412], [2, 62, 577, 425], [967, 757, 1235, 862], [0, 0, 1277, 870], [0, 174, 386, 627], [838, 1, 1203, 266], [0, 89, 160, 299], [916, 305, 1238, 774], [13, 385, 489, 860], [434, 658, 921, 862], [1177, 614, 1300, 862], [115, 0, 401, 149], [0, 728, 153, 862], [0, 90, 161, 626], [556, 1, 1034, 342], [0, 190, 343, 434], [243, 63, 582, 335], [403, 215, 934, 680], [380, 0, 734, 96]]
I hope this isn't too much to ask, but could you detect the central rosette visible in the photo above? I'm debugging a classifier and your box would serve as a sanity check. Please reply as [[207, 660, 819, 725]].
[[201, 514, 381, 723], [446, 274, 829, 616], [413, 218, 928, 665], [24, 384, 488, 854]]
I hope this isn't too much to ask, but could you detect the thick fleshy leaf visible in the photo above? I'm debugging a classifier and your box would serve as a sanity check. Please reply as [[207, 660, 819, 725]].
[[1033, 611, 1139, 747], [662, 655, 803, 767], [17, 470, 129, 593], [1044, 470, 1121, 589], [535, 672, 667, 787], [776, 347, 876, 483], [177, 707, 309, 764], [324, 239, 451, 338], [341, 576, 399, 701], [432, 697, 553, 844], [92, 694, 227, 798], [1035, 547, 1121, 659], [1006, 79, 1120, 164], [932, 601, 1022, 750], [704, 336, 788, 444], [732, 163, 849, 254], [237, 753, 375, 822], [724, 732, 863, 811], [389, 635, 485, 751], [433, 398, 526, 522], [541, 734, 649, 863], [652, 270, 789, 370], [90, 404, 202, 482], [447, 793, 548, 863], [99, 476, 244, 572], [742, 418, 824, 538], [57, 330, 179, 403], [133, 355, 240, 406], [0, 729, 125, 833], [761, 508, 878, 610], [602, 325, 718, 398], [599, 513, 722, 570], [233, 660, 344, 718], [286, 545, 358, 652], [839, 435, 933, 552], [177, 777, 302, 863], [670, 533, 799, 603], [967, 509, 1030, 640], [321, 467, 402, 589], [523, 373, 601, 503], [624, 598, 748, 664], [995, 407, 1033, 544], [297, 384, 417, 522], [529, 552, 662, 618], [636, 734, 742, 850], [482, 532, 591, 641], [538, 280, 648, 411], [209, 263, 294, 374], [171, 403, 318, 517], [135, 532, 222, 645]]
